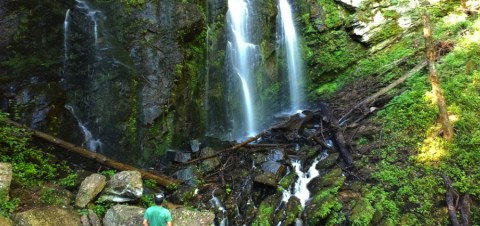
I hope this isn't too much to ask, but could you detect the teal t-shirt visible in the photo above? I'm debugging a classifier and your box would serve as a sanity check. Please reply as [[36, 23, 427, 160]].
[[144, 205, 172, 226]]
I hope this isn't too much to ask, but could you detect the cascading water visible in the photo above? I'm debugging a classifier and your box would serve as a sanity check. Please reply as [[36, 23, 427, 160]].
[[226, 0, 259, 139], [278, 0, 305, 112], [65, 105, 103, 152], [281, 150, 329, 225]]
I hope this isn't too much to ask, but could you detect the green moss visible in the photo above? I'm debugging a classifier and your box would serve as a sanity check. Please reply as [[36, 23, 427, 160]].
[[278, 171, 296, 190], [317, 0, 347, 29], [252, 203, 274, 226], [306, 195, 343, 225], [350, 198, 375, 226], [368, 22, 403, 45]]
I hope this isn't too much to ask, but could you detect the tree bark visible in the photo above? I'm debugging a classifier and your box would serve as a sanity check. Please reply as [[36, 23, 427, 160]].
[[5, 119, 182, 188], [421, 4, 454, 140], [442, 174, 461, 226], [460, 194, 471, 226], [319, 103, 354, 166]]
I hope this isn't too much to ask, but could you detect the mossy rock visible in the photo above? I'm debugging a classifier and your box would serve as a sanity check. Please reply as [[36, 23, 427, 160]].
[[284, 196, 302, 225], [252, 194, 280, 226], [303, 195, 342, 225], [316, 152, 339, 170], [278, 171, 297, 190], [273, 196, 302, 225], [350, 198, 375, 226], [308, 168, 345, 194]]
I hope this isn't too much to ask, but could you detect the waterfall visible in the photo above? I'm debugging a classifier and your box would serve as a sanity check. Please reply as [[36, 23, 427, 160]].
[[64, 9, 70, 66], [226, 0, 259, 139], [65, 105, 103, 152], [278, 0, 305, 112]]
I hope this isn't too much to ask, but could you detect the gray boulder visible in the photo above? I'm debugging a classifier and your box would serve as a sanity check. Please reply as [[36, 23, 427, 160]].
[[12, 206, 81, 226], [0, 163, 12, 200], [171, 208, 215, 226], [200, 147, 220, 171], [100, 171, 143, 202], [103, 205, 145, 226], [80, 209, 101, 226], [75, 173, 107, 207]]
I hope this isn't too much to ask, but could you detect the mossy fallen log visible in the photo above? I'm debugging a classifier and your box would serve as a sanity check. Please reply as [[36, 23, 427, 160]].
[[5, 119, 182, 188]]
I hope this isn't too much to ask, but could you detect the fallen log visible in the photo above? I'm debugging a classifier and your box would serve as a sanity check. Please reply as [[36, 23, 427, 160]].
[[319, 102, 354, 166], [5, 119, 182, 188], [184, 131, 266, 165], [442, 174, 461, 226], [339, 60, 428, 124]]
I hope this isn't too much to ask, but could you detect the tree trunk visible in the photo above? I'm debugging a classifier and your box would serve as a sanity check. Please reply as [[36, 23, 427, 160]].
[[421, 4, 454, 140]]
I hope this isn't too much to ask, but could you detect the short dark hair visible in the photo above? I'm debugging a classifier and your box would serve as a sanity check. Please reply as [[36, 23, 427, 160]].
[[154, 193, 164, 205]]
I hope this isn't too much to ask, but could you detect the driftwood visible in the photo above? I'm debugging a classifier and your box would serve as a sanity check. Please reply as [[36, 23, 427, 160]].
[[318, 103, 354, 166], [184, 131, 266, 165], [442, 174, 461, 226], [5, 119, 182, 188], [339, 60, 428, 124]]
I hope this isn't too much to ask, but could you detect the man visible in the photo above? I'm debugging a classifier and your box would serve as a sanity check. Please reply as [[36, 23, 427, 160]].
[[143, 193, 173, 226]]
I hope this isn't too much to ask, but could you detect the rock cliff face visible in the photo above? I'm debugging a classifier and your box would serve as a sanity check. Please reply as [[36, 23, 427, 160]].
[[0, 0, 408, 164], [0, 0, 210, 163]]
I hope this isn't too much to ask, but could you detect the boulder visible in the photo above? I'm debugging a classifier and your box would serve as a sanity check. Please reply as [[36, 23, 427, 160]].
[[75, 173, 107, 208], [0, 163, 12, 200], [12, 206, 81, 226], [350, 198, 375, 225], [103, 205, 144, 226], [308, 168, 345, 194], [171, 208, 215, 226], [273, 196, 302, 226], [0, 215, 12, 226], [200, 147, 220, 171], [254, 161, 286, 187], [100, 171, 143, 202], [316, 152, 339, 170], [39, 185, 74, 206], [80, 209, 101, 226]]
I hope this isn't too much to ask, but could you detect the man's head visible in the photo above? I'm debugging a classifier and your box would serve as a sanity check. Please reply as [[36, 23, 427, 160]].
[[154, 193, 164, 205]]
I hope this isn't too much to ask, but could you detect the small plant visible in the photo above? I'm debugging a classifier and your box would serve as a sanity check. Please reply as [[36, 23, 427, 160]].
[[143, 179, 157, 189], [99, 169, 116, 179], [93, 199, 111, 217], [57, 171, 78, 188], [0, 197, 19, 217], [140, 194, 155, 208]]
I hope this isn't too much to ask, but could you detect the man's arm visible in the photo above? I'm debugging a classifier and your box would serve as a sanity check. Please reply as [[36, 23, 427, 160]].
[[143, 219, 149, 226], [167, 221, 173, 226]]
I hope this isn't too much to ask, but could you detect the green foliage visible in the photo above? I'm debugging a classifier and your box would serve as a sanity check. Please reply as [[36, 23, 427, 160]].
[[355, 7, 480, 225], [0, 112, 67, 186], [252, 205, 274, 226], [57, 171, 78, 188], [93, 198, 112, 217], [140, 194, 155, 208], [317, 0, 346, 29], [99, 169, 116, 179], [314, 82, 339, 97], [120, 0, 145, 8], [143, 179, 157, 189], [0, 196, 19, 217], [350, 199, 375, 226]]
